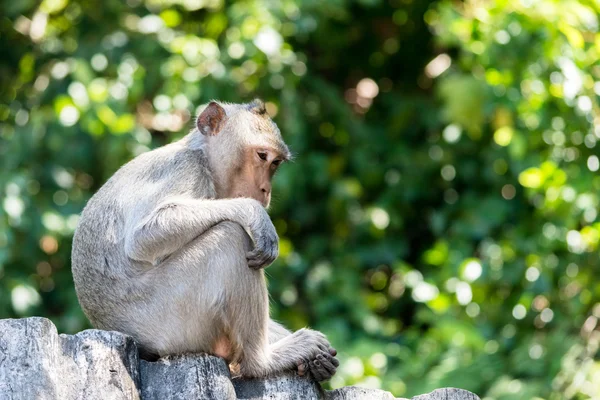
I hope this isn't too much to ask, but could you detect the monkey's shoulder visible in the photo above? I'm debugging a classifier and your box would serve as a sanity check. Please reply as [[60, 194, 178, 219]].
[[75, 142, 211, 237], [105, 141, 207, 186]]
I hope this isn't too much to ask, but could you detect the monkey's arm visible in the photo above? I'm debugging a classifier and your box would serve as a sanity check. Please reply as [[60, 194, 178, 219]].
[[124, 197, 278, 267]]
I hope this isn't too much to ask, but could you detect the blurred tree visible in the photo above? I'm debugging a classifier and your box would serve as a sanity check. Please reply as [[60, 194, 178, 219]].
[[0, 0, 599, 398]]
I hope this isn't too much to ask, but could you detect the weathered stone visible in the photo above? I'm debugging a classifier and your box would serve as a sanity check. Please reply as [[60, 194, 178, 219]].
[[233, 372, 322, 400], [325, 386, 404, 400], [0, 317, 140, 400], [412, 388, 480, 400], [140, 354, 236, 400], [59, 328, 140, 399], [0, 317, 481, 400]]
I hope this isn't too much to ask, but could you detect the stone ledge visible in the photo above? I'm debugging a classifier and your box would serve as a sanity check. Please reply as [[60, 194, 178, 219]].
[[0, 317, 480, 400]]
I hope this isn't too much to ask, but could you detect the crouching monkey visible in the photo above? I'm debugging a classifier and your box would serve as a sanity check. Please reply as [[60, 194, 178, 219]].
[[71, 99, 338, 382]]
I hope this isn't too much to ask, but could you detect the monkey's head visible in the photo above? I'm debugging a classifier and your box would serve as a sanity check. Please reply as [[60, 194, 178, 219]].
[[196, 99, 291, 208]]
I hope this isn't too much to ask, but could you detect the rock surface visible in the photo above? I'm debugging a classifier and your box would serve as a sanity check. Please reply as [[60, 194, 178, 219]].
[[141, 355, 236, 400], [0, 317, 139, 400], [0, 317, 480, 400]]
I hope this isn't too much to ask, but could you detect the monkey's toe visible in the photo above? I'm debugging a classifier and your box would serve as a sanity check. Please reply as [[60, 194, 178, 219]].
[[307, 352, 338, 382], [325, 351, 340, 368], [309, 359, 333, 382], [297, 360, 308, 376], [309, 361, 326, 381]]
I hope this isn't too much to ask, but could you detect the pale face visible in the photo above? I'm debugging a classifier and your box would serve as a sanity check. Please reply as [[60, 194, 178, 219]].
[[227, 146, 285, 207], [196, 101, 290, 207]]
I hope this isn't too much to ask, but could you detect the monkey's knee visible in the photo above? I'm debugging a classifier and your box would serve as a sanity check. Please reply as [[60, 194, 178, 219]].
[[187, 220, 255, 277], [210, 221, 252, 253]]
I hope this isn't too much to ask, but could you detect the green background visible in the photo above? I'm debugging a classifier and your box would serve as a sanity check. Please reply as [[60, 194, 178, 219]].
[[1, 0, 599, 398]]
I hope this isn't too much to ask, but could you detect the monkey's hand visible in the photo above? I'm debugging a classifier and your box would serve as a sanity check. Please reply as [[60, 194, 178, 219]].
[[244, 200, 279, 269]]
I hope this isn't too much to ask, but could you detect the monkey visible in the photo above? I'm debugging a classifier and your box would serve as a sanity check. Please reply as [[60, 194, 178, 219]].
[[71, 99, 338, 382]]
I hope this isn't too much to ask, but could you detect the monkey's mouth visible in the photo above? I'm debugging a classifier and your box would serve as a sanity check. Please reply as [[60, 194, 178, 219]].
[[257, 194, 271, 208], [233, 193, 269, 208], [255, 197, 270, 208]]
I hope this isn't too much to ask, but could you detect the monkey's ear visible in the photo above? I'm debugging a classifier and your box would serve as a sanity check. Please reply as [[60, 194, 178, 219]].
[[197, 102, 226, 136], [248, 99, 267, 116]]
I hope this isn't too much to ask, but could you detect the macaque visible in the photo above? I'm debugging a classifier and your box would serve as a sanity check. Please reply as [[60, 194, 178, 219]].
[[71, 100, 338, 382]]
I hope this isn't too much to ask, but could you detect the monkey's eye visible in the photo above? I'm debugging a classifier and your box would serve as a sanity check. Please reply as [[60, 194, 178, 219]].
[[272, 159, 282, 166], [258, 152, 268, 161]]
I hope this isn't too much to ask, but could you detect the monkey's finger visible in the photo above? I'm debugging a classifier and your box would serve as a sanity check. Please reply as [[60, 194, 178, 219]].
[[247, 248, 273, 265], [246, 252, 267, 269], [250, 258, 270, 269], [246, 250, 260, 261], [329, 347, 337, 357]]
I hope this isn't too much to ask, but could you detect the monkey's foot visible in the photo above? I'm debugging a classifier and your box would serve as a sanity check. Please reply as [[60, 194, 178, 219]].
[[297, 346, 339, 382]]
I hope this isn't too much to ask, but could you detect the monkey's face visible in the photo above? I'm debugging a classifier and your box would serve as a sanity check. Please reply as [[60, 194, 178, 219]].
[[197, 100, 290, 208], [228, 146, 284, 208]]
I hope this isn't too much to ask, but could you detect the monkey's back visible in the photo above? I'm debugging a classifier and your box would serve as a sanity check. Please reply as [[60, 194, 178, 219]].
[[71, 139, 215, 331]]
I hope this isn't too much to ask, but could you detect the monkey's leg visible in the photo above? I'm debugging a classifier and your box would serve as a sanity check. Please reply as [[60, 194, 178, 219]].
[[268, 320, 339, 381], [206, 222, 335, 380]]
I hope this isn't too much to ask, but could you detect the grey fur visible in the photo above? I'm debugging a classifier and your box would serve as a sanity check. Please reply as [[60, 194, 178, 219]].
[[71, 100, 337, 381]]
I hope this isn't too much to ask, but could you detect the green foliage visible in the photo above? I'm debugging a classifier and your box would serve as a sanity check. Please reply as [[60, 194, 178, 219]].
[[1, 0, 599, 398]]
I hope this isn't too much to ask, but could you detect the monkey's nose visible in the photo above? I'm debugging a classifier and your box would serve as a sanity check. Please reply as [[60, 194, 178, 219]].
[[260, 184, 271, 195]]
